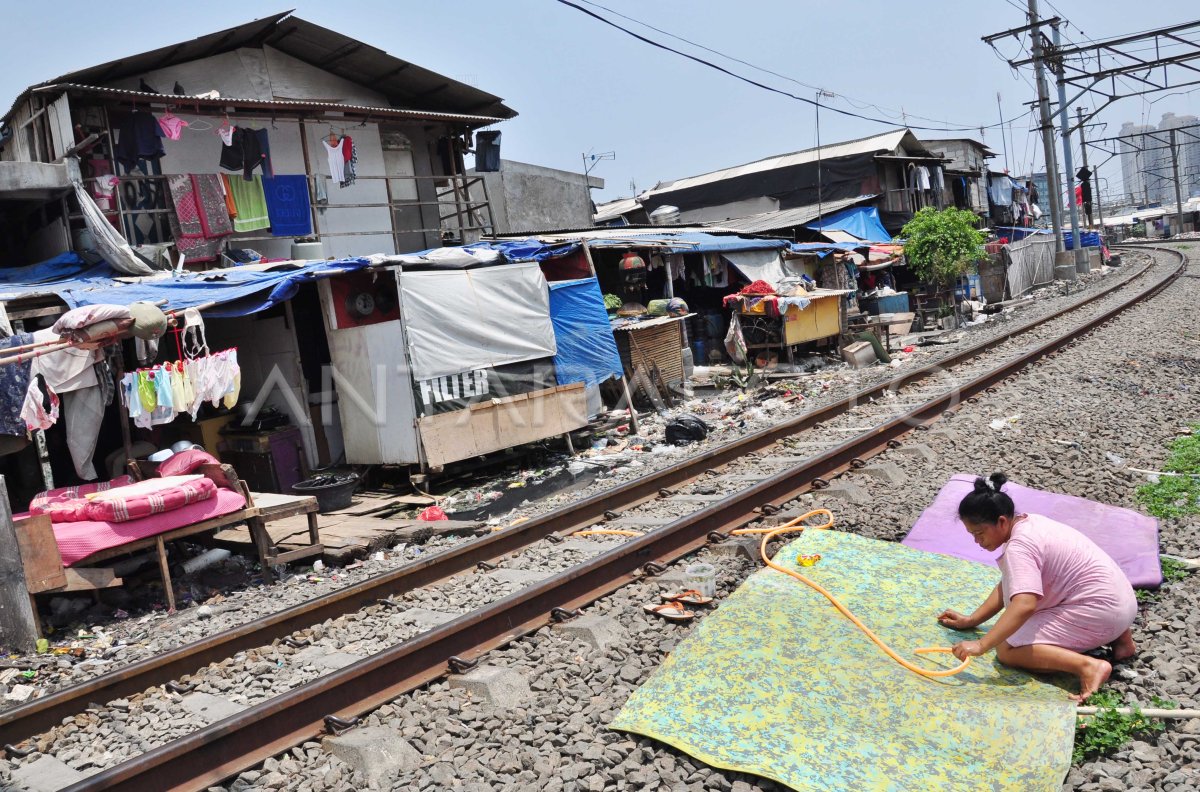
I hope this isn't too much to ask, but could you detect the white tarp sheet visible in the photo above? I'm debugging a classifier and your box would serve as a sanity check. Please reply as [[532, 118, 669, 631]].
[[73, 182, 157, 276], [720, 249, 802, 287], [399, 261, 557, 381]]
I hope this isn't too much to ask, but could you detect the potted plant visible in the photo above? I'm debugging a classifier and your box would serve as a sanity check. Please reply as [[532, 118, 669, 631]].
[[899, 207, 986, 319]]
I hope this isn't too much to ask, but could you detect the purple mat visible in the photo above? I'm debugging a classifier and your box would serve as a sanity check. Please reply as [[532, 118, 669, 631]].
[[902, 473, 1162, 588]]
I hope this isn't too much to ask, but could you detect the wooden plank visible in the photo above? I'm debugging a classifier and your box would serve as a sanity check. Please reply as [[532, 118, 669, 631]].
[[14, 515, 66, 594], [60, 567, 123, 592], [77, 508, 260, 566], [0, 477, 40, 650], [268, 545, 325, 565]]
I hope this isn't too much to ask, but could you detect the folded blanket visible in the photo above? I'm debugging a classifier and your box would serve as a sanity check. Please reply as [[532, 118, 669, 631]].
[[262, 175, 313, 237], [32, 475, 216, 523]]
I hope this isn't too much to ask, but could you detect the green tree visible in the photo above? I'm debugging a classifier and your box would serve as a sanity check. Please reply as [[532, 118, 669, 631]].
[[898, 207, 986, 285]]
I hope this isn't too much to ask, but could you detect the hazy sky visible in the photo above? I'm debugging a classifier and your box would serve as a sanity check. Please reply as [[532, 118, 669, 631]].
[[5, 0, 1199, 204]]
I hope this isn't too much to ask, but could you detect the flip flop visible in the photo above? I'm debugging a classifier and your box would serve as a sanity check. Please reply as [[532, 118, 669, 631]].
[[660, 589, 715, 607], [644, 600, 695, 622]]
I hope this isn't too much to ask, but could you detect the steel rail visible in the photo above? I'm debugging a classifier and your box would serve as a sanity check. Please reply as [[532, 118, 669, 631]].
[[0, 247, 1165, 749], [57, 245, 1186, 791]]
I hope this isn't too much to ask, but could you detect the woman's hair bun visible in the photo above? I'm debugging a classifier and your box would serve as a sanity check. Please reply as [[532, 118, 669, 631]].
[[972, 477, 992, 494], [988, 472, 1008, 491]]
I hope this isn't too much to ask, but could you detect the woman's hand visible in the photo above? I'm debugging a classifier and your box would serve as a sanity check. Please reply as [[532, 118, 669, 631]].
[[937, 609, 976, 630], [951, 640, 985, 661]]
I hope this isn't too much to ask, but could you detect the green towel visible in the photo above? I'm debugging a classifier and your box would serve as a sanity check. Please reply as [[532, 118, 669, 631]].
[[226, 175, 270, 232]]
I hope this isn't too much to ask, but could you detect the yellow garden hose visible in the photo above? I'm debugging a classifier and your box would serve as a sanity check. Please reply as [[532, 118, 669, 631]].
[[732, 509, 971, 679]]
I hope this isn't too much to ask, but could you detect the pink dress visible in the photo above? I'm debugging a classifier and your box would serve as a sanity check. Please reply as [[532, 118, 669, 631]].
[[999, 513, 1137, 651]]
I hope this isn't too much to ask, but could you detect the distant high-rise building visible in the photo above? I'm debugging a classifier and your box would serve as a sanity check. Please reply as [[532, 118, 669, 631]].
[[1120, 114, 1200, 205], [1119, 122, 1155, 205]]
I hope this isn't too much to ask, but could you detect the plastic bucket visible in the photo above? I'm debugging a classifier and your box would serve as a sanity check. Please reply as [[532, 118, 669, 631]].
[[292, 473, 360, 513], [691, 338, 708, 364], [684, 563, 717, 598]]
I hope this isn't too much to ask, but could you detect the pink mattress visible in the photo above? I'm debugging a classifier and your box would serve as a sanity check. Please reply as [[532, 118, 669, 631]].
[[53, 488, 247, 567]]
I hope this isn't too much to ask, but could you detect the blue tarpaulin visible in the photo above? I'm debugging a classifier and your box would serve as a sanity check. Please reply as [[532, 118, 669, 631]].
[[0, 254, 373, 318], [788, 241, 868, 258], [400, 238, 580, 265], [589, 232, 788, 254], [994, 227, 1103, 249], [547, 278, 623, 389], [805, 206, 892, 243]]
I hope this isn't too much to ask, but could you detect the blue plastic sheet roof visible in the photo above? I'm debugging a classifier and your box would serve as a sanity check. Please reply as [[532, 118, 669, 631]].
[[0, 253, 372, 318], [787, 241, 867, 258], [401, 238, 580, 265], [548, 278, 623, 389], [589, 232, 788, 254], [805, 206, 892, 243]]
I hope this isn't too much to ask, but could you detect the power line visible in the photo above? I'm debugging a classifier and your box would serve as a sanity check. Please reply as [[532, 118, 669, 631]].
[[553, 0, 1018, 133]]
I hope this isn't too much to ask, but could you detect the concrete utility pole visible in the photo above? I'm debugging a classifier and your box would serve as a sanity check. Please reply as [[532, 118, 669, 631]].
[[1170, 129, 1186, 237], [1051, 23, 1087, 272], [1027, 0, 1066, 255]]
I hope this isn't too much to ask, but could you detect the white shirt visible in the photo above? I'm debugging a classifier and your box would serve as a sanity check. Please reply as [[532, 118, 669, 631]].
[[323, 139, 346, 185]]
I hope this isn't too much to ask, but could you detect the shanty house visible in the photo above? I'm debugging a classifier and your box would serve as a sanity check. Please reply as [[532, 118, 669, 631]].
[[0, 12, 516, 265], [923, 138, 995, 219], [636, 129, 947, 235]]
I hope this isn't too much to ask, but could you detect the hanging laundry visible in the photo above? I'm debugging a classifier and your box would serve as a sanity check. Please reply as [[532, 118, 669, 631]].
[[218, 127, 268, 180], [218, 173, 238, 219], [21, 375, 59, 432], [217, 122, 235, 146], [167, 174, 234, 263], [262, 175, 313, 237], [342, 135, 358, 188], [30, 328, 99, 393], [114, 110, 164, 168], [0, 333, 35, 440], [156, 112, 189, 141], [62, 386, 104, 480], [915, 166, 931, 190], [322, 137, 346, 186], [254, 128, 273, 178], [225, 174, 271, 232]]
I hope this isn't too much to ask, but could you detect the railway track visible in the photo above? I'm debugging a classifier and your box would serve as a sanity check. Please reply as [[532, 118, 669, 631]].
[[0, 244, 1182, 791]]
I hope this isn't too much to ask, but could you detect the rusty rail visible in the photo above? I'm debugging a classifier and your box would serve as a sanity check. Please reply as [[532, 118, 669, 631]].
[[57, 244, 1185, 791], [0, 248, 1166, 749]]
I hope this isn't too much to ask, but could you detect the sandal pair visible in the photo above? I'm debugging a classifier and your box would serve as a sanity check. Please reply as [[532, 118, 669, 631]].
[[643, 590, 716, 623]]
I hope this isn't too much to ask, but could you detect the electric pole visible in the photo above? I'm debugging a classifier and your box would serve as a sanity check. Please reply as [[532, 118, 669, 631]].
[[1077, 107, 1103, 233], [1051, 23, 1087, 271], [1171, 128, 1185, 237], [1027, 0, 1065, 254]]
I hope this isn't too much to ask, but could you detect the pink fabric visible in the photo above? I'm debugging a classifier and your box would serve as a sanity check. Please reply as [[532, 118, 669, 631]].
[[32, 477, 216, 523], [157, 449, 219, 477], [1001, 513, 1138, 651], [30, 476, 134, 512], [53, 488, 247, 566]]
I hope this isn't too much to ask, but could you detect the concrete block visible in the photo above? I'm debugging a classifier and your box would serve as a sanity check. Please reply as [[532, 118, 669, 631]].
[[294, 646, 362, 671], [448, 666, 531, 709], [392, 608, 457, 629], [648, 567, 693, 587], [489, 568, 550, 585], [603, 516, 675, 528], [556, 538, 621, 553], [670, 494, 727, 503], [180, 692, 243, 724], [860, 462, 905, 485], [10, 756, 85, 792], [554, 614, 623, 650], [323, 726, 422, 787], [711, 536, 761, 561], [720, 474, 771, 484], [819, 482, 869, 504], [895, 443, 937, 463]]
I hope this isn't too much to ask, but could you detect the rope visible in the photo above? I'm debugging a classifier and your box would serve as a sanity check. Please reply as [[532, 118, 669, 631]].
[[732, 509, 971, 679]]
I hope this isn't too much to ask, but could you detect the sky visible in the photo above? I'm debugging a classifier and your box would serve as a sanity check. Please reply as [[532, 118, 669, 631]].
[[4, 0, 1199, 205]]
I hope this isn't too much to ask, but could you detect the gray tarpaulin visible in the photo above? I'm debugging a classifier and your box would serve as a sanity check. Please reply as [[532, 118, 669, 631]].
[[1005, 235, 1056, 298], [399, 261, 557, 381]]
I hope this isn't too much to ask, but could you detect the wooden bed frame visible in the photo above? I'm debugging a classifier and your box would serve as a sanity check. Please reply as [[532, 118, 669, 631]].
[[2, 462, 324, 645]]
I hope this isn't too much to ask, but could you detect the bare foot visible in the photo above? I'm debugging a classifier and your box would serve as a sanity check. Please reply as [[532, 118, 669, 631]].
[[1112, 630, 1137, 663], [1072, 658, 1113, 702]]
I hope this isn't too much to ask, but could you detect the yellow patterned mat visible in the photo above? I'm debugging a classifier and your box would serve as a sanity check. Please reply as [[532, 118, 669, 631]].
[[611, 529, 1076, 791]]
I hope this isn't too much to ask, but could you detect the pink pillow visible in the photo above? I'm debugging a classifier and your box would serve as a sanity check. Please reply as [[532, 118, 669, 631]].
[[157, 449, 220, 478]]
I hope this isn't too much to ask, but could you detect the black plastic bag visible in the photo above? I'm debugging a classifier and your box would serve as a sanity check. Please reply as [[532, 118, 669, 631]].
[[665, 414, 710, 445]]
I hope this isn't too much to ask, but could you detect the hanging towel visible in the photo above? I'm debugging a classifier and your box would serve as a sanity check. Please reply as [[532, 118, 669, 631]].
[[219, 174, 238, 219], [226, 174, 271, 232], [166, 174, 232, 264], [262, 175, 313, 237]]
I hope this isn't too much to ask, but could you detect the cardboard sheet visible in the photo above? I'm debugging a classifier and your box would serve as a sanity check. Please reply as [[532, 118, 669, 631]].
[[612, 530, 1076, 792], [902, 473, 1161, 588]]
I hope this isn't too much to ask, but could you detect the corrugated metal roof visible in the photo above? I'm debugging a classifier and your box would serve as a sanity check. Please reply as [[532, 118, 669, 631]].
[[643, 130, 929, 197], [593, 197, 642, 223], [31, 84, 506, 126], [700, 194, 877, 234], [5, 13, 515, 125]]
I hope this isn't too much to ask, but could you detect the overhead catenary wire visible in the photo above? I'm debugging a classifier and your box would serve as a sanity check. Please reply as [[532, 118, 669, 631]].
[[553, 0, 1019, 133]]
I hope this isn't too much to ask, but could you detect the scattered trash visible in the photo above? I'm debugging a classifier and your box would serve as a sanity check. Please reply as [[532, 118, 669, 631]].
[[665, 414, 710, 445], [989, 415, 1021, 431], [195, 605, 214, 620], [4, 684, 35, 703], [312, 559, 326, 573], [35, 639, 48, 655], [371, 551, 385, 562], [1106, 452, 1127, 467], [418, 505, 448, 522]]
